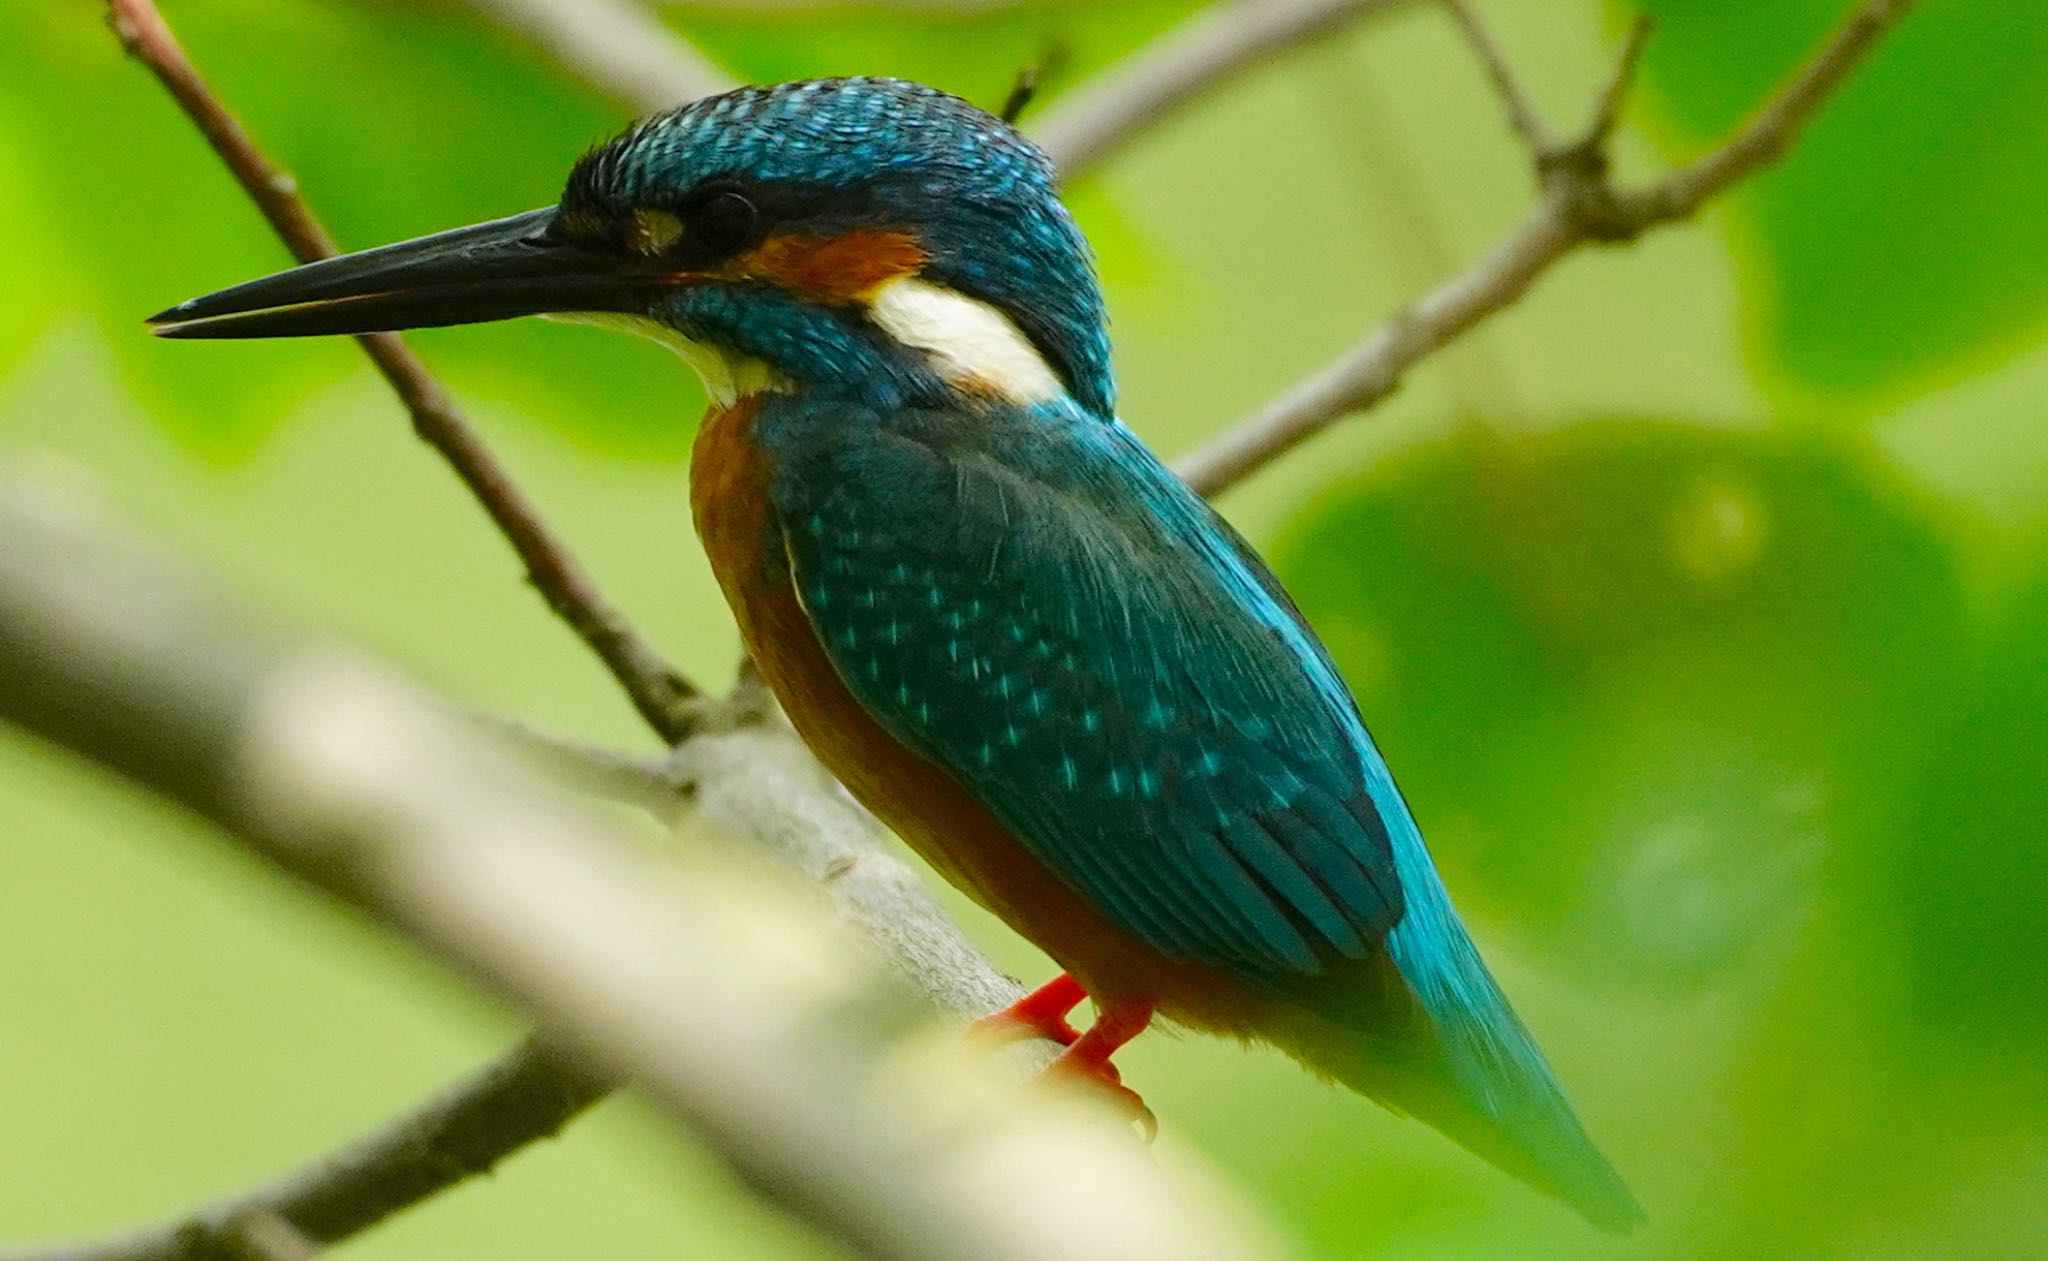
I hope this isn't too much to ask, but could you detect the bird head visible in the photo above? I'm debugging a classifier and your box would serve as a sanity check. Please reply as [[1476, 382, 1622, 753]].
[[151, 77, 1114, 417]]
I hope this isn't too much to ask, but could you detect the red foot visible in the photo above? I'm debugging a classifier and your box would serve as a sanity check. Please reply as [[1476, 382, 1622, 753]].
[[968, 973, 1087, 1047], [1046, 998, 1157, 1141], [970, 979, 1160, 1138]]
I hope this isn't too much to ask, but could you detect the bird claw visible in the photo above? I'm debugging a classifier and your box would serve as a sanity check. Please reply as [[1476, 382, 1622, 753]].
[[1047, 1056, 1157, 1142]]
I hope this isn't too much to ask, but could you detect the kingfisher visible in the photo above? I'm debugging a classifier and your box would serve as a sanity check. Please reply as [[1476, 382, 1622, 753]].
[[150, 77, 1640, 1229]]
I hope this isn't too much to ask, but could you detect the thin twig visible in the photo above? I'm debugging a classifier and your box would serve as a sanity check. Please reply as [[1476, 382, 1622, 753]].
[[1001, 46, 1069, 127], [1, 1040, 607, 1261], [457, 0, 735, 114], [1034, 0, 1417, 178], [106, 0, 701, 742], [1581, 14, 1653, 151], [1174, 0, 1917, 496], [1625, 0, 1905, 219], [1439, 0, 1551, 155], [1304, 42, 1526, 428], [473, 713, 691, 814], [1001, 64, 1040, 125]]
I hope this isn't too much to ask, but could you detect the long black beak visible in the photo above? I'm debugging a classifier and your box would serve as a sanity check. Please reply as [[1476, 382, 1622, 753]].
[[148, 208, 653, 339]]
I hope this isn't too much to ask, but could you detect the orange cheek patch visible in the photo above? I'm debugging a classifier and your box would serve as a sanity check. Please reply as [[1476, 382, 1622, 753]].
[[720, 229, 929, 304]]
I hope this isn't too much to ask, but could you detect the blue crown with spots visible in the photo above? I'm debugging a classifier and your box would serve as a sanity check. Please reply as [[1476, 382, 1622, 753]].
[[565, 77, 1116, 417]]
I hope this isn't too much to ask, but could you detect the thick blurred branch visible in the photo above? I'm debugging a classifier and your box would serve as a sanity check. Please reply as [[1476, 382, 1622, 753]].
[[0, 487, 1273, 1261], [1174, 0, 1917, 495], [456, 0, 736, 113], [1034, 0, 1417, 179], [4, 696, 1061, 1261], [106, 0, 701, 742]]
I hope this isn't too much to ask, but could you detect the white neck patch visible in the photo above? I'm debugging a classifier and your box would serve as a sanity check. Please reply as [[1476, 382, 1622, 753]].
[[866, 277, 1064, 405]]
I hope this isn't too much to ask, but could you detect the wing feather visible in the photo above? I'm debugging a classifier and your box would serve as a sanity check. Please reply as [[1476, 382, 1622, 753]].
[[764, 401, 1403, 985]]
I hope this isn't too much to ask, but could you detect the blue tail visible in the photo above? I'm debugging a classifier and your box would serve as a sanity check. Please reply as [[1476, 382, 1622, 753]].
[[1315, 781, 1644, 1230]]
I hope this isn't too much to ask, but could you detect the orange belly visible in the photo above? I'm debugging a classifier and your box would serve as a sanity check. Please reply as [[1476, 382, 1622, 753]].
[[688, 399, 1264, 1030]]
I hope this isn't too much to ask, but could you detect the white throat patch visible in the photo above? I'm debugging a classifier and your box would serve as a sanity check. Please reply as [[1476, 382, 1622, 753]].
[[866, 277, 1064, 405], [544, 311, 787, 408]]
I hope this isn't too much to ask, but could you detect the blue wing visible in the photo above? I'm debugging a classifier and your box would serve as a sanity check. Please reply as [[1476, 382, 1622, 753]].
[[762, 397, 1406, 984]]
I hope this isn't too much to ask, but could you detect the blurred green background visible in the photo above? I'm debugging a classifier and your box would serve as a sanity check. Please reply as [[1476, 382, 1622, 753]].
[[4, 0, 2045, 1257]]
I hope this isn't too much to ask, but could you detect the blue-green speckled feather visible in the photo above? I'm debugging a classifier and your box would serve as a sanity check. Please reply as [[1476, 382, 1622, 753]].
[[766, 397, 1403, 977]]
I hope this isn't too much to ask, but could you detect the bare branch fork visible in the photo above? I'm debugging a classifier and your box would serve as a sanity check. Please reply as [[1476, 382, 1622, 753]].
[[11, 0, 1914, 1257], [1174, 0, 1917, 495]]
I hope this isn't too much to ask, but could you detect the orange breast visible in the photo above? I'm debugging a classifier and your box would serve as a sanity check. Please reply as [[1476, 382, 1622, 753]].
[[688, 400, 1263, 1028]]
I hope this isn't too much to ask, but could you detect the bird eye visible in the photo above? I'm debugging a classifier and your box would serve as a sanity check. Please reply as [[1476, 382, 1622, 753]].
[[689, 190, 759, 256]]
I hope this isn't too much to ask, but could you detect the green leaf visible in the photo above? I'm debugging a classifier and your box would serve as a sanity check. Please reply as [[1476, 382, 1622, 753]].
[[0, 114, 56, 377], [1885, 572, 2048, 1053], [1273, 420, 1963, 988], [1, 2, 684, 457], [1633, 0, 2048, 403]]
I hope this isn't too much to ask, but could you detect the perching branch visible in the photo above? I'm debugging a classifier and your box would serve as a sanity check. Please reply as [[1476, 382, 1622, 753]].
[[455, 0, 736, 114], [1173, 0, 1917, 496], [106, 0, 701, 742], [1033, 0, 1419, 179], [0, 487, 1276, 1261], [7, 697, 1065, 1261]]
